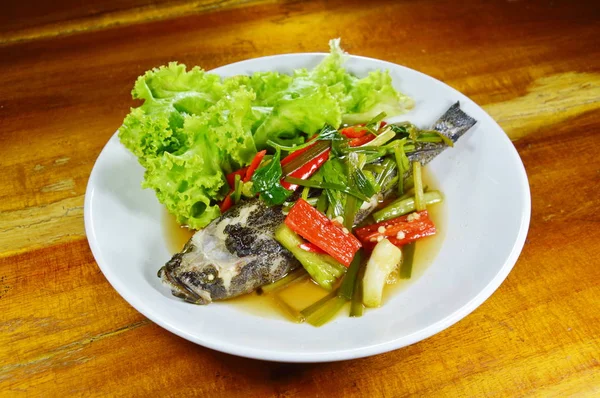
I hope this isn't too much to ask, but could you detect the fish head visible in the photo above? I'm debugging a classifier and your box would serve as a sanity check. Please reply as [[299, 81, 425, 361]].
[[158, 198, 300, 304], [158, 244, 228, 305]]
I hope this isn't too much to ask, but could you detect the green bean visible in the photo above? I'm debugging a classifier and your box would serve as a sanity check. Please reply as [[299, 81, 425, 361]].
[[373, 191, 443, 222]]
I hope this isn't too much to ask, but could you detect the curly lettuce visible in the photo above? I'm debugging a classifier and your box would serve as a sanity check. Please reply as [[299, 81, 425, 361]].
[[119, 39, 413, 229]]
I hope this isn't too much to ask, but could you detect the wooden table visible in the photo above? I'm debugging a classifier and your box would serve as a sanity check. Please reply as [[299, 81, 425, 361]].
[[1, 0, 599, 396]]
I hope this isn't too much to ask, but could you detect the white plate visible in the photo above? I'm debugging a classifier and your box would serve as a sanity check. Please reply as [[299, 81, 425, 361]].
[[84, 53, 530, 362]]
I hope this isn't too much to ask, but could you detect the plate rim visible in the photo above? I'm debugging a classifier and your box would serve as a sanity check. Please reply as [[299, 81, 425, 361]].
[[84, 52, 531, 362]]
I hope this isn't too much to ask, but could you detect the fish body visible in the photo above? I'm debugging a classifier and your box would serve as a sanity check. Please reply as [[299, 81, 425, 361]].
[[160, 102, 476, 304]]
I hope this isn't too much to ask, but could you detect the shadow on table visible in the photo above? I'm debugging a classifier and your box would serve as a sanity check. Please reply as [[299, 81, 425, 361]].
[[166, 330, 407, 395]]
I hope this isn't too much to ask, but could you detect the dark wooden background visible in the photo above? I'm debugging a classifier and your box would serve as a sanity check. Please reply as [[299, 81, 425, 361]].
[[1, 0, 599, 396]]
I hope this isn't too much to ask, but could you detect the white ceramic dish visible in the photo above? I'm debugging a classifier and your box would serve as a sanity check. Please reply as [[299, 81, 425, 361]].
[[84, 53, 531, 362]]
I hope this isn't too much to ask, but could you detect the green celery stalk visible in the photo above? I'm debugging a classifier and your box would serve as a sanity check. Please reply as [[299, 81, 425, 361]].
[[374, 158, 396, 188], [272, 294, 306, 323], [400, 243, 416, 279], [259, 268, 309, 294], [305, 296, 347, 327], [350, 265, 365, 317], [274, 224, 346, 290], [365, 126, 395, 147], [373, 191, 443, 222], [338, 251, 362, 300], [232, 174, 243, 204], [316, 193, 328, 213], [283, 177, 370, 202], [346, 152, 377, 203], [413, 161, 425, 211], [363, 112, 388, 136], [394, 141, 409, 196], [420, 130, 454, 147], [281, 140, 331, 176], [300, 289, 339, 318], [343, 194, 359, 230], [301, 186, 310, 201]]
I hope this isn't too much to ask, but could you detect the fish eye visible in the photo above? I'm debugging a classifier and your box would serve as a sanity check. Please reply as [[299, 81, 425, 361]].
[[200, 267, 218, 284]]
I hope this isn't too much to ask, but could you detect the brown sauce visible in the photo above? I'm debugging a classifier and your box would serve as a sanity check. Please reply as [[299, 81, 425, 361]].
[[162, 169, 446, 321]]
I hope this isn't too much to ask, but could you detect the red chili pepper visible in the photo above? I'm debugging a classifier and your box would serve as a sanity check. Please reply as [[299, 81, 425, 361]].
[[280, 136, 318, 167], [281, 148, 330, 190], [219, 193, 233, 213], [339, 124, 367, 138], [349, 134, 376, 147], [243, 150, 267, 183], [226, 168, 247, 189], [285, 199, 362, 267], [298, 242, 326, 254], [355, 210, 436, 250]]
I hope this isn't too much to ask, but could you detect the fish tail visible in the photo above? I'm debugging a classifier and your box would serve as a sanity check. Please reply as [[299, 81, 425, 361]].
[[431, 101, 477, 142]]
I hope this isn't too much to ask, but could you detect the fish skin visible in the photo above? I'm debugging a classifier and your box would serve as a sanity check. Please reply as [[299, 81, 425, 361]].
[[160, 102, 476, 304], [159, 198, 300, 304]]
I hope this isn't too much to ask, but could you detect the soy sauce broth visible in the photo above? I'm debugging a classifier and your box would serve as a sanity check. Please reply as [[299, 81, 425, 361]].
[[162, 170, 446, 321]]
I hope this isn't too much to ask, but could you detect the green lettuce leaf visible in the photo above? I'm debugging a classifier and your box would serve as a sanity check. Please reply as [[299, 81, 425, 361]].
[[119, 39, 413, 229], [253, 82, 342, 148], [142, 132, 224, 229], [120, 69, 256, 229], [119, 62, 226, 165], [341, 70, 414, 125]]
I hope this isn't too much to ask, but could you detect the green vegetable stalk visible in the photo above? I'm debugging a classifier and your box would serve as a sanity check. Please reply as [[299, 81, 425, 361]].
[[274, 224, 346, 290], [373, 191, 443, 222]]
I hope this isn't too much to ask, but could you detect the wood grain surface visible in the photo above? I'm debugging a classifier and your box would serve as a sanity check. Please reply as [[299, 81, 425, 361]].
[[1, 0, 599, 396]]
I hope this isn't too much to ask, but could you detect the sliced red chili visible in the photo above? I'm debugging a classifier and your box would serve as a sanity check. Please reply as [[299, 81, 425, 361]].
[[226, 168, 247, 189], [281, 149, 330, 190], [219, 193, 233, 213], [285, 199, 362, 267], [349, 134, 376, 147], [243, 150, 267, 183], [340, 124, 367, 138], [355, 210, 436, 250]]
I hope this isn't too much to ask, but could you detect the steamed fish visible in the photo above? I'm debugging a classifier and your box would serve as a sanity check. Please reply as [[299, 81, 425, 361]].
[[159, 103, 477, 304]]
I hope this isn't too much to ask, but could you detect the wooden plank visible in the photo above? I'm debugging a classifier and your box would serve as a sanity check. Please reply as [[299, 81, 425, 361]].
[[0, 0, 278, 44], [0, 240, 147, 368]]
